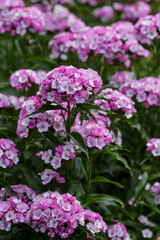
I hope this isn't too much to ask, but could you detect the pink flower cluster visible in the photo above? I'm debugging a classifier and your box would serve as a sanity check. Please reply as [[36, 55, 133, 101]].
[[73, 119, 112, 150], [146, 138, 160, 156], [151, 182, 160, 205], [114, 1, 151, 22], [0, 185, 36, 231], [0, 6, 45, 36], [95, 88, 137, 118], [0, 184, 36, 205], [0, 93, 24, 110], [135, 13, 160, 44], [0, 0, 24, 18], [37, 141, 76, 169], [120, 76, 160, 108], [17, 96, 43, 138], [110, 71, 135, 88], [0, 196, 29, 231], [138, 215, 155, 227], [49, 24, 149, 67], [111, 21, 135, 41], [37, 66, 102, 104], [45, 5, 86, 33], [0, 185, 107, 237], [38, 169, 65, 185], [94, 6, 114, 23], [17, 108, 66, 139], [10, 69, 47, 91], [0, 139, 19, 168], [28, 191, 107, 238], [107, 221, 132, 240]]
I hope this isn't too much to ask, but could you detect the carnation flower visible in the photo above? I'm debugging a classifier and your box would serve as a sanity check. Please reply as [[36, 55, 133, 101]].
[[0, 139, 19, 168], [0, 93, 24, 110], [0, 6, 45, 35], [36, 141, 76, 170], [49, 24, 149, 67], [138, 215, 155, 227], [94, 6, 114, 23], [38, 169, 65, 185], [107, 221, 132, 240], [95, 88, 137, 118], [44, 4, 86, 33], [135, 14, 160, 45], [142, 229, 153, 238], [146, 138, 160, 156], [114, 1, 151, 22], [10, 69, 46, 91], [151, 182, 160, 205], [72, 119, 112, 150], [37, 65, 102, 104], [110, 71, 135, 89], [0, 0, 24, 18], [27, 191, 107, 238], [120, 76, 160, 108], [17, 96, 66, 139]]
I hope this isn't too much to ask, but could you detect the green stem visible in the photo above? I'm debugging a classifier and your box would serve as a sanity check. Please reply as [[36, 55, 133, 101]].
[[86, 156, 92, 201], [67, 101, 71, 141]]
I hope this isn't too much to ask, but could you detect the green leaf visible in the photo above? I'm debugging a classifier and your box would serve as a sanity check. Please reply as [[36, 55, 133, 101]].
[[42, 132, 62, 146], [86, 194, 123, 206], [79, 225, 97, 240], [69, 132, 89, 158], [18, 165, 41, 191], [134, 172, 148, 203], [27, 104, 66, 117], [95, 232, 109, 240], [0, 180, 18, 198], [105, 149, 132, 176], [90, 176, 124, 188], [70, 105, 80, 126], [84, 103, 115, 115], [116, 205, 133, 219], [149, 172, 160, 181], [137, 201, 160, 214]]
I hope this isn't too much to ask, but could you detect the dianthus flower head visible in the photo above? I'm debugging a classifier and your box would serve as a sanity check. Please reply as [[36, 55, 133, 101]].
[[94, 6, 114, 23], [27, 191, 107, 238], [0, 139, 19, 168], [0, 93, 24, 110], [146, 138, 160, 156], [0, 0, 24, 17], [110, 71, 135, 88], [1, 6, 45, 36], [0, 184, 36, 205], [37, 65, 102, 104], [107, 220, 132, 240], [142, 229, 153, 238], [120, 76, 160, 108], [117, 1, 151, 22], [44, 4, 86, 33], [36, 141, 76, 170], [72, 119, 112, 150], [135, 13, 160, 45], [151, 182, 160, 205], [49, 24, 149, 68], [38, 169, 65, 185], [96, 88, 137, 118], [10, 69, 47, 91], [17, 96, 66, 139]]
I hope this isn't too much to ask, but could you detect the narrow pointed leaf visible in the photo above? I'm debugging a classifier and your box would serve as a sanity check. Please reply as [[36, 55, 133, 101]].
[[90, 176, 124, 188]]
